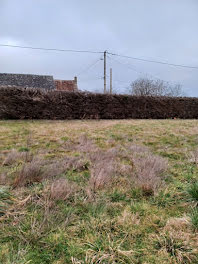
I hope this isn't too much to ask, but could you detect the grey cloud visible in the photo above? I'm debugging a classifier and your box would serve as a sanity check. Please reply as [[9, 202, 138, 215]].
[[0, 0, 197, 95]]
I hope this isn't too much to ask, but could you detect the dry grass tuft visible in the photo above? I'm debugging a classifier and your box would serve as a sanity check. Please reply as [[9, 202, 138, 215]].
[[87, 148, 118, 197], [42, 156, 88, 179], [132, 153, 168, 195], [75, 134, 97, 153], [153, 216, 198, 263], [155, 234, 196, 264], [0, 173, 7, 185], [117, 208, 140, 226], [13, 158, 45, 187], [50, 178, 75, 201], [127, 144, 150, 154], [189, 149, 198, 164], [3, 149, 32, 166], [164, 217, 191, 233], [118, 144, 168, 195], [12, 154, 87, 188]]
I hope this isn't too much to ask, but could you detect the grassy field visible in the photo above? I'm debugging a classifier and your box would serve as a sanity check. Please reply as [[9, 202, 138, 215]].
[[1, 120, 198, 264]]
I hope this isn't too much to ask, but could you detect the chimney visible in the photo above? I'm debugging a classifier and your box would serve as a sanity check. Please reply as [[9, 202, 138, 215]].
[[74, 76, 78, 91]]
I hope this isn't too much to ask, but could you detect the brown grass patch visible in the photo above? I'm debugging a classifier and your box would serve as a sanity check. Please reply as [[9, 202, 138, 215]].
[[132, 153, 168, 195], [13, 158, 45, 187], [3, 149, 32, 166], [153, 216, 198, 263], [74, 134, 97, 153], [87, 148, 118, 198], [42, 156, 88, 179], [0, 173, 7, 185], [50, 178, 76, 201], [189, 149, 198, 164]]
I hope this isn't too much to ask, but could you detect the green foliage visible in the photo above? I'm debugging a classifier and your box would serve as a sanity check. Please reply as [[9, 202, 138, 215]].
[[154, 235, 194, 263], [18, 147, 29, 152], [110, 190, 127, 202], [190, 208, 198, 230], [0, 187, 12, 216], [61, 136, 69, 142], [188, 182, 198, 202]]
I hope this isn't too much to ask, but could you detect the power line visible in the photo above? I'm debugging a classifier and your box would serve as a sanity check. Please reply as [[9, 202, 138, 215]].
[[108, 55, 142, 74], [107, 52, 198, 70], [1, 43, 198, 69], [0, 44, 103, 54], [108, 55, 161, 80], [77, 57, 102, 76], [80, 76, 103, 81]]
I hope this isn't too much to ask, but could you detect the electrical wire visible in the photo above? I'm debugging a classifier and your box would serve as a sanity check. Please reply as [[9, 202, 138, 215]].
[[1, 43, 198, 69], [108, 55, 160, 81], [0, 44, 103, 54], [107, 52, 198, 70], [77, 57, 102, 76]]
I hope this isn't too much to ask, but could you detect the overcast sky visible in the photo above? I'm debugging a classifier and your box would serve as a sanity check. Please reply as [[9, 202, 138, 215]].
[[0, 0, 197, 95]]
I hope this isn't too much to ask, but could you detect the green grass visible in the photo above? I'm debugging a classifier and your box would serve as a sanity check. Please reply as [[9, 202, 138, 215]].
[[1, 119, 198, 263], [188, 182, 198, 203]]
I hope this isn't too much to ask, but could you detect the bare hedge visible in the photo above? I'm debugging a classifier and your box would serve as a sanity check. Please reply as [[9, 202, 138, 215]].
[[0, 86, 198, 119]]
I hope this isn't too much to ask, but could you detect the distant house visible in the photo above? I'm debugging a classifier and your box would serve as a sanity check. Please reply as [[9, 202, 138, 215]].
[[0, 73, 78, 91], [54, 77, 78, 92], [0, 73, 55, 90]]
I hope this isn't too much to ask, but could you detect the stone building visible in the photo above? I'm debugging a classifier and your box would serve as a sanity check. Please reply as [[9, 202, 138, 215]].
[[0, 73, 55, 90], [0, 73, 78, 91], [54, 77, 78, 92]]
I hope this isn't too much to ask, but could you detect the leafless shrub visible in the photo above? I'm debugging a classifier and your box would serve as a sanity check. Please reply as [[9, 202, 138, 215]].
[[132, 153, 168, 195], [50, 178, 76, 201], [129, 77, 184, 97], [87, 149, 118, 198], [13, 158, 45, 187], [3, 149, 32, 166]]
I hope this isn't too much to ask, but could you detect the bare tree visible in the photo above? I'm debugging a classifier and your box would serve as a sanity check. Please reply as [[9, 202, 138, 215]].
[[129, 77, 184, 97]]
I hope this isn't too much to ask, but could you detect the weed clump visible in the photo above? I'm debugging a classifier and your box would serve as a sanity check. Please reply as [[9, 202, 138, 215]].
[[50, 178, 76, 201], [3, 149, 32, 166], [155, 234, 195, 264], [189, 149, 198, 164], [42, 156, 88, 179], [153, 216, 198, 263], [190, 209, 198, 230], [87, 149, 118, 198], [187, 182, 198, 203], [13, 158, 45, 187], [75, 134, 97, 153], [0, 187, 12, 216], [121, 144, 168, 195], [132, 153, 168, 196]]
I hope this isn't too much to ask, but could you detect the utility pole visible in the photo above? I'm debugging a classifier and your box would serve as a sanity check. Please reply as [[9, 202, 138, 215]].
[[104, 51, 107, 93], [110, 68, 112, 94]]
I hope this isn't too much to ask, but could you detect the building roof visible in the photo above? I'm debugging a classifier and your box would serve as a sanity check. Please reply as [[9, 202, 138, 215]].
[[0, 73, 55, 90]]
